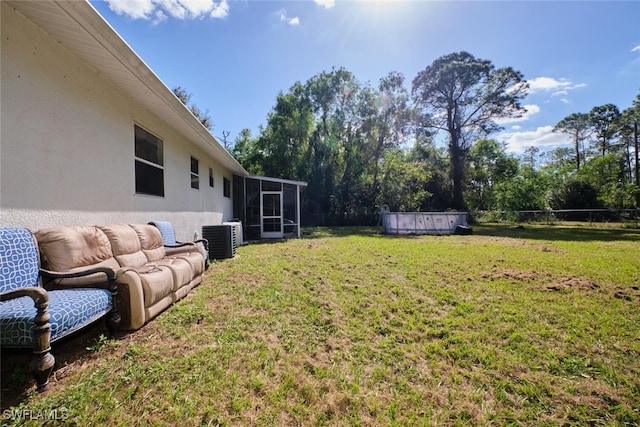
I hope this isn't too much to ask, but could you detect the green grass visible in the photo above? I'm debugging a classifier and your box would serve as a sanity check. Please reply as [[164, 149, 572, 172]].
[[2, 223, 640, 426]]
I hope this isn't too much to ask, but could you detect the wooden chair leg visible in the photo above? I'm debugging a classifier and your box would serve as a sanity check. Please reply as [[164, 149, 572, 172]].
[[106, 309, 121, 338], [31, 298, 55, 392]]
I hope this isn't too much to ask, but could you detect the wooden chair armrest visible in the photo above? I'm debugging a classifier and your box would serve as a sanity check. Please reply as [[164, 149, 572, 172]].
[[40, 267, 118, 294], [0, 286, 49, 305]]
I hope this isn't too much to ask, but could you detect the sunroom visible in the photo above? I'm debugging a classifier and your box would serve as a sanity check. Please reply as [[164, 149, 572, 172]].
[[233, 175, 307, 241]]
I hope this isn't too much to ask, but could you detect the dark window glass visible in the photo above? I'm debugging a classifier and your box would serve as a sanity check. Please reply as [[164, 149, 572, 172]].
[[135, 160, 164, 197], [190, 157, 199, 189], [223, 177, 231, 198], [135, 126, 163, 166], [134, 125, 164, 197], [209, 168, 214, 187]]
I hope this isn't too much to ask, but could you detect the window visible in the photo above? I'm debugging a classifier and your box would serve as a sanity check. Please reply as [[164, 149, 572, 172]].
[[209, 167, 214, 187], [190, 157, 199, 189], [134, 125, 164, 197], [223, 177, 231, 198]]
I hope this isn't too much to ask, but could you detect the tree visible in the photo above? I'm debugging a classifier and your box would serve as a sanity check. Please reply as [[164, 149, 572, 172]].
[[412, 52, 528, 209], [231, 128, 263, 175], [466, 139, 518, 210], [548, 177, 601, 209], [494, 164, 548, 211], [589, 104, 620, 156], [256, 83, 313, 179], [553, 112, 591, 170], [173, 86, 214, 131], [579, 153, 634, 209], [367, 72, 414, 205]]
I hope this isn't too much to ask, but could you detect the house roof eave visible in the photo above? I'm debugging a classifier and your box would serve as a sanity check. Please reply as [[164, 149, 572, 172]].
[[7, 0, 249, 177]]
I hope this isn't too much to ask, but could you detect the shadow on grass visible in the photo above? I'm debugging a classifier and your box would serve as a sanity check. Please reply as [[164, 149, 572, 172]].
[[300, 223, 640, 242], [1, 324, 115, 410], [472, 223, 640, 242]]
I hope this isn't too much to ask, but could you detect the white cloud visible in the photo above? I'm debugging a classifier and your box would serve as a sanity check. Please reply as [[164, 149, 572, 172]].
[[210, 0, 229, 18], [527, 77, 586, 105], [152, 10, 168, 24], [494, 104, 540, 125], [106, 0, 154, 19], [632, 45, 640, 53], [498, 125, 572, 155], [528, 77, 586, 96], [315, 0, 336, 9], [105, 0, 228, 21], [278, 9, 300, 26]]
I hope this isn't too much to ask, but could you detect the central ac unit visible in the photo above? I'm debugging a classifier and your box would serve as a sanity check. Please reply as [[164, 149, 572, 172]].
[[223, 221, 244, 246], [202, 225, 236, 260]]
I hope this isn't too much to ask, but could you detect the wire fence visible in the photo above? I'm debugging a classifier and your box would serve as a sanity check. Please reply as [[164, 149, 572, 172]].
[[472, 209, 640, 224], [301, 209, 640, 227]]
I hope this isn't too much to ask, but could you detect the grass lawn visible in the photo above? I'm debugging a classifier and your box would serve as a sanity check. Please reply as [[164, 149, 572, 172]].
[[2, 223, 640, 425]]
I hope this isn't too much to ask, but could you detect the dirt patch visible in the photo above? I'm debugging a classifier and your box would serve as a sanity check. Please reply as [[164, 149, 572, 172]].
[[481, 268, 603, 293], [543, 276, 600, 292], [482, 269, 543, 282], [612, 286, 640, 301]]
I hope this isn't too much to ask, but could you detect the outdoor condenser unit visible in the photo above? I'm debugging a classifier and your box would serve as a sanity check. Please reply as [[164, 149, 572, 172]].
[[202, 225, 237, 260], [222, 221, 244, 246]]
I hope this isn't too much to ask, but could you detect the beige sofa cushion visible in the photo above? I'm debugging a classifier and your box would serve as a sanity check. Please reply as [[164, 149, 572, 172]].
[[98, 224, 147, 267], [36, 225, 114, 271], [128, 224, 166, 262], [35, 226, 120, 286]]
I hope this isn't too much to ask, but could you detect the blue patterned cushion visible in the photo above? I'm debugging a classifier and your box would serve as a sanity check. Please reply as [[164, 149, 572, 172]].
[[0, 228, 40, 293], [0, 288, 112, 347], [149, 221, 177, 245]]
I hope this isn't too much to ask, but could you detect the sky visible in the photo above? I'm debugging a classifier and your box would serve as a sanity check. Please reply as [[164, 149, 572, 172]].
[[88, 0, 640, 156]]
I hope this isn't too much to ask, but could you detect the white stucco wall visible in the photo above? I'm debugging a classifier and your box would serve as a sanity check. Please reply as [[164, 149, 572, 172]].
[[1, 3, 235, 241]]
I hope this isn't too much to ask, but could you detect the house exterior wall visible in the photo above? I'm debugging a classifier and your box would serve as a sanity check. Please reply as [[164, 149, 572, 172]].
[[1, 3, 234, 241]]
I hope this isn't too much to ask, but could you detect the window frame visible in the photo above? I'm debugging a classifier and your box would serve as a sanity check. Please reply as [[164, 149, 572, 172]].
[[190, 156, 200, 190], [223, 177, 231, 198], [134, 124, 165, 197]]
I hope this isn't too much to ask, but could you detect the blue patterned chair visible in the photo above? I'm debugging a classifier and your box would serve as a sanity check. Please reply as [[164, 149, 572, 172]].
[[0, 227, 120, 392], [149, 221, 209, 268]]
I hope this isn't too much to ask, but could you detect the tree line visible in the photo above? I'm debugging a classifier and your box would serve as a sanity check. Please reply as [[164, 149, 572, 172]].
[[229, 52, 640, 224]]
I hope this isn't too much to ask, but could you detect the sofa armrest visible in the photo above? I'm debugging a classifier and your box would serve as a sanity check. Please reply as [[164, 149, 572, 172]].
[[192, 238, 209, 251], [168, 238, 209, 251], [1, 287, 55, 392], [164, 242, 196, 249]]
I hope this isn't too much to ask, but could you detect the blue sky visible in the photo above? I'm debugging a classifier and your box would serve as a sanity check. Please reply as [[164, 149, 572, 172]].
[[89, 0, 640, 155]]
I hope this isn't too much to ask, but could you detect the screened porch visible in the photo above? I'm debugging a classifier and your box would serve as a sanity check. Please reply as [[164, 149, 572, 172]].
[[233, 175, 307, 241]]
